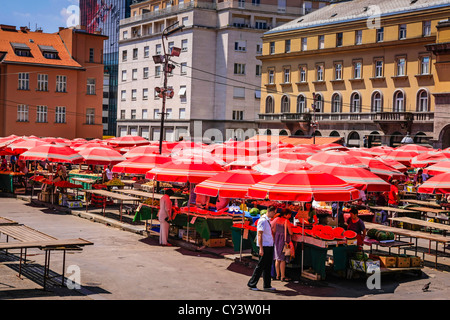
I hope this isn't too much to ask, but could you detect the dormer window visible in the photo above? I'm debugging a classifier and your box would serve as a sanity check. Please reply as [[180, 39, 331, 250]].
[[11, 42, 32, 57], [38, 45, 59, 59]]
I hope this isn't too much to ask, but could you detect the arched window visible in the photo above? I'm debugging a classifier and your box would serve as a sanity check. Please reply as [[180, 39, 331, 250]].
[[331, 93, 341, 113], [330, 131, 340, 137], [390, 131, 403, 147], [314, 130, 322, 137], [294, 129, 304, 136], [280, 130, 289, 136], [265, 96, 274, 113], [417, 90, 429, 112], [371, 91, 383, 113], [350, 92, 361, 113], [393, 90, 405, 112], [281, 95, 290, 113], [314, 93, 323, 113], [347, 131, 360, 147], [297, 94, 306, 113]]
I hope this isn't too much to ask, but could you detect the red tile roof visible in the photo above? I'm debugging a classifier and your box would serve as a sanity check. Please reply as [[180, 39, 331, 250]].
[[0, 27, 82, 69], [247, 135, 344, 146]]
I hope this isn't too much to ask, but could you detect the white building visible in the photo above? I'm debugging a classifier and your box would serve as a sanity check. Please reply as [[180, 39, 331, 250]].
[[117, 0, 329, 142]]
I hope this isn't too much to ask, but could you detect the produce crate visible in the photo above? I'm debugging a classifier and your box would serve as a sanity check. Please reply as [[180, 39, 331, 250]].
[[396, 255, 411, 268], [409, 256, 422, 267], [370, 254, 397, 268], [67, 200, 83, 209], [202, 237, 227, 248], [350, 259, 380, 273]]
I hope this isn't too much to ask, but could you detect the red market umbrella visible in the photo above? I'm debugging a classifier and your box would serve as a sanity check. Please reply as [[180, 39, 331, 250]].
[[172, 150, 225, 166], [224, 156, 260, 170], [417, 172, 450, 194], [358, 157, 404, 181], [259, 151, 309, 162], [19, 144, 83, 164], [112, 154, 172, 174], [74, 142, 111, 151], [123, 145, 166, 158], [368, 146, 394, 156], [247, 170, 360, 202], [395, 144, 433, 154], [423, 161, 450, 176], [376, 157, 408, 172], [211, 145, 252, 162], [306, 150, 368, 168], [53, 180, 83, 189], [108, 135, 150, 147], [194, 170, 268, 198], [78, 147, 126, 165], [145, 158, 226, 184], [345, 148, 375, 158], [311, 164, 391, 192], [410, 152, 450, 168], [6, 139, 46, 155], [252, 159, 312, 175]]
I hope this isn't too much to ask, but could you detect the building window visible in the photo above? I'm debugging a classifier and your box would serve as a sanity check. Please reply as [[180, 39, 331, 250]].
[[123, 31, 128, 40], [55, 106, 66, 123], [56, 75, 67, 92], [318, 35, 325, 49], [179, 85, 187, 102], [122, 50, 127, 61], [142, 109, 148, 119], [268, 69, 275, 84], [89, 48, 95, 62], [181, 39, 188, 52], [265, 96, 274, 113], [393, 91, 405, 112], [353, 61, 362, 79], [132, 69, 138, 80], [37, 74, 48, 91], [371, 91, 383, 113], [350, 92, 361, 113], [180, 63, 187, 75], [255, 20, 267, 29], [376, 27, 384, 42], [331, 93, 341, 113], [36, 106, 48, 123], [399, 24, 407, 40], [143, 67, 149, 79], [256, 65, 262, 76], [374, 59, 383, 78], [155, 44, 161, 55], [285, 39, 291, 53], [297, 95, 306, 113], [87, 78, 96, 95], [336, 32, 343, 47], [234, 63, 246, 75], [17, 105, 28, 122], [334, 63, 342, 80], [281, 95, 290, 113], [131, 89, 137, 101], [143, 88, 149, 100], [121, 90, 126, 101], [154, 109, 160, 119], [355, 30, 362, 45], [120, 110, 125, 119], [299, 65, 307, 82], [283, 68, 290, 83], [144, 46, 149, 58], [417, 90, 429, 112], [420, 56, 430, 75], [131, 109, 136, 120], [86, 108, 95, 124], [122, 70, 127, 81], [314, 94, 323, 112], [301, 37, 307, 51], [179, 108, 186, 119], [423, 21, 431, 36], [232, 110, 244, 120], [270, 42, 275, 54], [235, 40, 246, 52], [256, 43, 263, 54], [233, 86, 246, 99], [132, 48, 138, 60], [316, 64, 324, 81], [396, 57, 406, 76], [155, 65, 161, 77], [18, 73, 29, 90]]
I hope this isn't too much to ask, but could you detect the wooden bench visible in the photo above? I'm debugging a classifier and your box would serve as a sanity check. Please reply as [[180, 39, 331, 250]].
[[389, 217, 450, 235]]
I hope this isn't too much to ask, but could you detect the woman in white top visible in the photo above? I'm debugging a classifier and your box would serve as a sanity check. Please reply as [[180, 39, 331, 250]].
[[158, 189, 174, 246]]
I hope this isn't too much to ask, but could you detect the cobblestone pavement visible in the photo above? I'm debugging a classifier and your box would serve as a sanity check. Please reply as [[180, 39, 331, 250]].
[[0, 197, 449, 302]]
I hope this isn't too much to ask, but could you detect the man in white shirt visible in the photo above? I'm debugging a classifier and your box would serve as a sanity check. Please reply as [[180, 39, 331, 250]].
[[158, 189, 174, 246], [247, 206, 276, 291]]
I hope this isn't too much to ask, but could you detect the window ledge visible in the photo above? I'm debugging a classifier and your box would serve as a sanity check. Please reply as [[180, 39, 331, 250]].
[[312, 80, 325, 84], [391, 75, 408, 80], [415, 74, 433, 79], [264, 83, 276, 87], [330, 79, 344, 84], [349, 78, 364, 82], [369, 76, 386, 81], [280, 82, 292, 87], [295, 81, 308, 85]]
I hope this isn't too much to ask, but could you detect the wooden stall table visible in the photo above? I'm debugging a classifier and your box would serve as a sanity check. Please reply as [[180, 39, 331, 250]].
[[369, 206, 416, 219], [389, 217, 450, 236], [83, 189, 141, 222], [403, 199, 443, 209], [113, 189, 184, 201], [0, 217, 18, 226], [406, 207, 450, 224], [365, 222, 450, 269]]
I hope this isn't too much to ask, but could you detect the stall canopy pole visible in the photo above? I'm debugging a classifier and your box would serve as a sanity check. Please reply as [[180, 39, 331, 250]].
[[187, 182, 193, 240]]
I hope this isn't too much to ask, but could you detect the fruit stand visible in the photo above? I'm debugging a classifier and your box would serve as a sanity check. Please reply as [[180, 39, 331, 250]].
[[0, 171, 25, 193]]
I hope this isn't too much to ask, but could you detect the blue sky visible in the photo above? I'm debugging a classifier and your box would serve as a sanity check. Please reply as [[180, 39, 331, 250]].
[[0, 0, 80, 33]]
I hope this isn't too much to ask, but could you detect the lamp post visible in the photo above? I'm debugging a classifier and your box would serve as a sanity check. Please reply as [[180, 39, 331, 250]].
[[153, 21, 184, 155]]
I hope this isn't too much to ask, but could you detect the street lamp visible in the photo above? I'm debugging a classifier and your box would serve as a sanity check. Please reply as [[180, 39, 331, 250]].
[[153, 21, 184, 155]]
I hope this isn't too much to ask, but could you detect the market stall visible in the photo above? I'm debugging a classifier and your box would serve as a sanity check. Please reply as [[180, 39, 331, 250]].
[[0, 171, 25, 193]]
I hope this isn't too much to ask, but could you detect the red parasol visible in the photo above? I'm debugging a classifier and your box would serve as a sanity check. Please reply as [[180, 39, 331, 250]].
[[145, 158, 226, 184], [112, 154, 172, 174], [194, 170, 268, 198], [124, 145, 168, 158], [368, 146, 394, 156], [6, 139, 46, 155], [78, 147, 126, 165], [19, 144, 83, 164], [252, 159, 312, 175], [358, 157, 404, 181], [108, 135, 150, 147], [378, 155, 411, 170], [247, 170, 360, 202], [423, 161, 450, 176], [311, 164, 391, 192], [410, 152, 450, 168], [417, 172, 450, 194], [306, 150, 368, 168], [395, 144, 433, 154]]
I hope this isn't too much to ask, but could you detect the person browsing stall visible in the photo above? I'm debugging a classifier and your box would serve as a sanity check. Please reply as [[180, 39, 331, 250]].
[[158, 189, 174, 246], [247, 206, 277, 292], [345, 207, 366, 248], [271, 208, 294, 282]]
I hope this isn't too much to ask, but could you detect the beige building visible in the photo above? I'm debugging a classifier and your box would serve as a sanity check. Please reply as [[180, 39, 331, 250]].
[[257, 0, 450, 148], [116, 0, 329, 142]]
